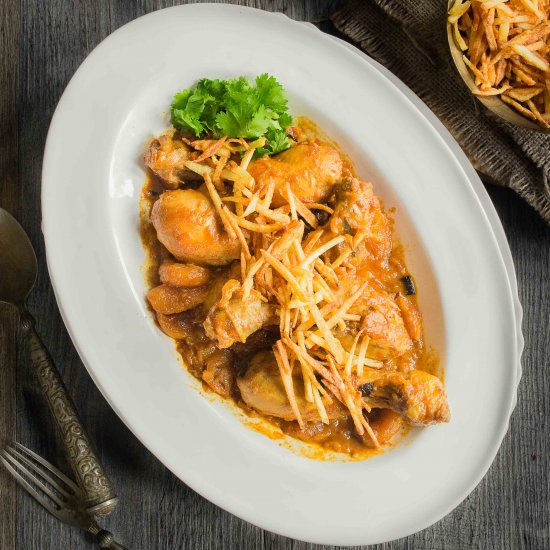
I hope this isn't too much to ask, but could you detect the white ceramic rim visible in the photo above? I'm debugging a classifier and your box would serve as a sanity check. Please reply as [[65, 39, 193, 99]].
[[41, 5, 522, 545]]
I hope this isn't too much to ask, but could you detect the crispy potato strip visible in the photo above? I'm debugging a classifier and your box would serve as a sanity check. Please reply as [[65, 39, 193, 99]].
[[449, 0, 550, 127]]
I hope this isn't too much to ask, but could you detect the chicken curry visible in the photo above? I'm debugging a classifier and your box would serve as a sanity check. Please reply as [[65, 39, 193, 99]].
[[140, 118, 450, 459]]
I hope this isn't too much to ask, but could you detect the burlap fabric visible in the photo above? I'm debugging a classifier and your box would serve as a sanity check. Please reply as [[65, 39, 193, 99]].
[[331, 0, 550, 224]]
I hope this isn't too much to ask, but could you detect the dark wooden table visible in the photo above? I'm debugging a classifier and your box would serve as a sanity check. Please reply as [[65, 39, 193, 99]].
[[1, 1, 549, 549]]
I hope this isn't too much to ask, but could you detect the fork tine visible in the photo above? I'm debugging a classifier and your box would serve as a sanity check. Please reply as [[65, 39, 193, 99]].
[[6, 445, 74, 500], [1, 448, 67, 508], [13, 442, 81, 495], [0, 453, 61, 517]]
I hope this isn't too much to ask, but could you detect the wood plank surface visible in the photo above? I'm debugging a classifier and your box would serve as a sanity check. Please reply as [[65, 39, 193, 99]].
[[0, 0, 20, 548], [0, 1, 548, 549]]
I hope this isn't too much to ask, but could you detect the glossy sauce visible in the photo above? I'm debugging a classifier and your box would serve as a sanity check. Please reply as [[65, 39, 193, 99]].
[[140, 120, 440, 460]]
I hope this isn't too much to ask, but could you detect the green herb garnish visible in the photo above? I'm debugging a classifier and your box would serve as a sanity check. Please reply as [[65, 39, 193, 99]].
[[170, 74, 292, 156]]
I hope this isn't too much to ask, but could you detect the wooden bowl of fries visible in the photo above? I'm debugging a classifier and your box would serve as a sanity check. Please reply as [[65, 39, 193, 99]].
[[447, 0, 550, 132]]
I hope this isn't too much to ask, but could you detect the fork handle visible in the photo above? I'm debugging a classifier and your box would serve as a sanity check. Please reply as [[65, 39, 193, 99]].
[[18, 303, 118, 516]]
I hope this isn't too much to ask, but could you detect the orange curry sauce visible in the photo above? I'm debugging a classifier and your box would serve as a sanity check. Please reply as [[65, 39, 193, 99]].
[[140, 119, 442, 460]]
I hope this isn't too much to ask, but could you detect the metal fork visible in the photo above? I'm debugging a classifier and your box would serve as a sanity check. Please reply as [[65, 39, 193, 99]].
[[1, 442, 128, 549]]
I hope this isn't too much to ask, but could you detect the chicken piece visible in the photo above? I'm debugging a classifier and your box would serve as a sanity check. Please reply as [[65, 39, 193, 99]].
[[200, 263, 241, 313], [201, 349, 236, 398], [237, 351, 346, 422], [144, 135, 192, 189], [360, 369, 450, 426], [238, 353, 448, 427], [329, 178, 392, 265], [151, 189, 241, 265], [159, 261, 212, 287], [147, 284, 209, 315], [248, 142, 343, 207], [204, 280, 277, 348], [349, 287, 413, 359]]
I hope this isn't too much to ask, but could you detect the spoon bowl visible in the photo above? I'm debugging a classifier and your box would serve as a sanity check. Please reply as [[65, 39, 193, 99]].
[[0, 209, 37, 305]]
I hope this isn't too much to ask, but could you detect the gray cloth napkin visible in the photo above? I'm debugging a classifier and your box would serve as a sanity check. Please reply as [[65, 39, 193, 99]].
[[331, 0, 550, 224]]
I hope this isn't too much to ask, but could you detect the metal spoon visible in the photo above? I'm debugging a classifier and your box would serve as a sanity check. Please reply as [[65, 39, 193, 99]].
[[0, 207, 118, 516], [446, 1, 550, 134]]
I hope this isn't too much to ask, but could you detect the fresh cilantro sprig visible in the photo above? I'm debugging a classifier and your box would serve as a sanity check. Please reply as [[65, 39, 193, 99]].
[[170, 74, 292, 156]]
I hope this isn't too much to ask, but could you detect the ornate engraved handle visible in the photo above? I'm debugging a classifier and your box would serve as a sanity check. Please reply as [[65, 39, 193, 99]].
[[89, 524, 129, 549], [18, 304, 118, 516], [95, 531, 128, 550]]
